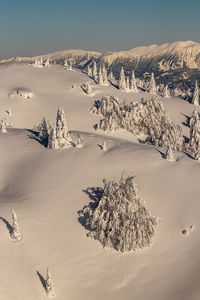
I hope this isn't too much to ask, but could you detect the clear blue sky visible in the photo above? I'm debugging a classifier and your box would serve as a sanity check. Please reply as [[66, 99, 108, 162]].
[[0, 0, 199, 59]]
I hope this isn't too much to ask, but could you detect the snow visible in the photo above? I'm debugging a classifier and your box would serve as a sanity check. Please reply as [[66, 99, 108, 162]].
[[0, 63, 200, 300]]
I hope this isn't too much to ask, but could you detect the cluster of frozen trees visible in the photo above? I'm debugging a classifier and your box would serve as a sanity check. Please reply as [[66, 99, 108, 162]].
[[118, 67, 138, 92], [88, 62, 108, 85], [81, 174, 158, 252], [30, 58, 50, 68], [37, 108, 83, 149], [91, 96, 184, 150]]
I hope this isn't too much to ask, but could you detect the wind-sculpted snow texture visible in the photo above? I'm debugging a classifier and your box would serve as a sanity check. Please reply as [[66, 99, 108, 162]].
[[91, 96, 184, 150], [81, 175, 158, 252]]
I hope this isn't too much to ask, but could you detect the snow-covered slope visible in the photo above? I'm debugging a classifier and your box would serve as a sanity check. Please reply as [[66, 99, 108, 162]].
[[0, 63, 200, 300]]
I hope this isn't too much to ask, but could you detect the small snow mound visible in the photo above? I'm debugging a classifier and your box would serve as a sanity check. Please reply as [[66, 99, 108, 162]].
[[9, 88, 34, 99]]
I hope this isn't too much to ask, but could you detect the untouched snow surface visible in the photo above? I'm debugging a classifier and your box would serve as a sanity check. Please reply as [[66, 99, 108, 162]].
[[0, 63, 200, 300]]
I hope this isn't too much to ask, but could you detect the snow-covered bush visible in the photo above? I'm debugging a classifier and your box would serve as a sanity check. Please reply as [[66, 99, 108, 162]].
[[80, 175, 158, 252], [1, 118, 7, 133], [163, 85, 170, 98], [91, 96, 184, 150]]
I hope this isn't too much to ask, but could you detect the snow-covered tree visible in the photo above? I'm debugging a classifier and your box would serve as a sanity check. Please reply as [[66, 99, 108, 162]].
[[45, 58, 50, 67], [102, 141, 106, 151], [81, 82, 93, 96], [11, 210, 22, 242], [148, 73, 157, 94], [1, 118, 7, 133], [189, 112, 200, 153], [102, 64, 108, 85], [130, 70, 138, 92], [109, 71, 114, 81], [45, 268, 55, 298], [98, 67, 104, 85], [39, 117, 49, 138], [192, 81, 199, 106], [91, 96, 184, 151], [64, 59, 68, 67], [87, 65, 92, 77], [126, 76, 130, 91], [164, 85, 170, 98], [48, 126, 59, 149], [68, 62, 73, 71], [165, 145, 176, 162], [75, 135, 83, 148], [92, 61, 98, 82], [194, 142, 200, 161], [118, 67, 126, 91], [190, 108, 199, 128], [81, 175, 158, 252]]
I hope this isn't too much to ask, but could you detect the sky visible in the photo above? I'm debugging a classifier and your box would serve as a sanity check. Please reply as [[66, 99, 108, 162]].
[[0, 0, 199, 59]]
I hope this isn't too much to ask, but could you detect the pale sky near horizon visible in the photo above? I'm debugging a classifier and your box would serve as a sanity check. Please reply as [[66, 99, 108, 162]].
[[0, 0, 199, 59]]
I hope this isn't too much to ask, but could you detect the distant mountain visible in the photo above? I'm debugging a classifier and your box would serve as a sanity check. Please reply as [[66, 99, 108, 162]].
[[1, 41, 200, 88]]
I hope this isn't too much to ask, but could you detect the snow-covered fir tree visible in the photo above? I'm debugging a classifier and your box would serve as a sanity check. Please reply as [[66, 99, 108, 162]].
[[130, 70, 138, 92], [45, 268, 55, 298], [98, 67, 104, 85], [1, 118, 7, 133], [102, 64, 108, 85], [39, 117, 49, 138], [75, 135, 83, 148], [118, 67, 126, 91], [45, 58, 50, 67], [148, 73, 157, 94], [81, 175, 158, 252], [165, 145, 176, 162], [126, 76, 130, 91], [64, 59, 68, 67], [164, 85, 170, 98], [11, 210, 22, 242], [48, 126, 59, 149], [81, 82, 93, 96], [189, 112, 200, 153], [68, 61, 73, 71], [192, 81, 199, 106], [194, 142, 200, 161], [189, 108, 199, 128], [92, 61, 98, 82], [87, 65, 92, 77]]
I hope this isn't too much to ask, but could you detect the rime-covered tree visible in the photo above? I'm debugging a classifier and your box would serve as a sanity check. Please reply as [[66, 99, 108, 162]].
[[39, 117, 49, 137], [189, 114, 200, 153], [119, 67, 126, 91], [81, 82, 93, 96], [45, 268, 55, 298], [194, 142, 200, 160], [102, 64, 108, 85], [130, 70, 138, 92], [48, 126, 59, 149], [192, 81, 199, 106], [56, 108, 73, 148], [45, 58, 50, 67], [64, 59, 68, 67], [98, 67, 104, 85], [165, 145, 176, 162], [164, 85, 170, 98], [190, 108, 199, 128], [81, 175, 158, 252], [87, 65, 92, 77], [11, 210, 22, 242], [148, 73, 157, 94], [1, 118, 7, 133], [126, 76, 130, 91], [91, 96, 184, 151], [109, 71, 114, 81], [92, 61, 98, 82]]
